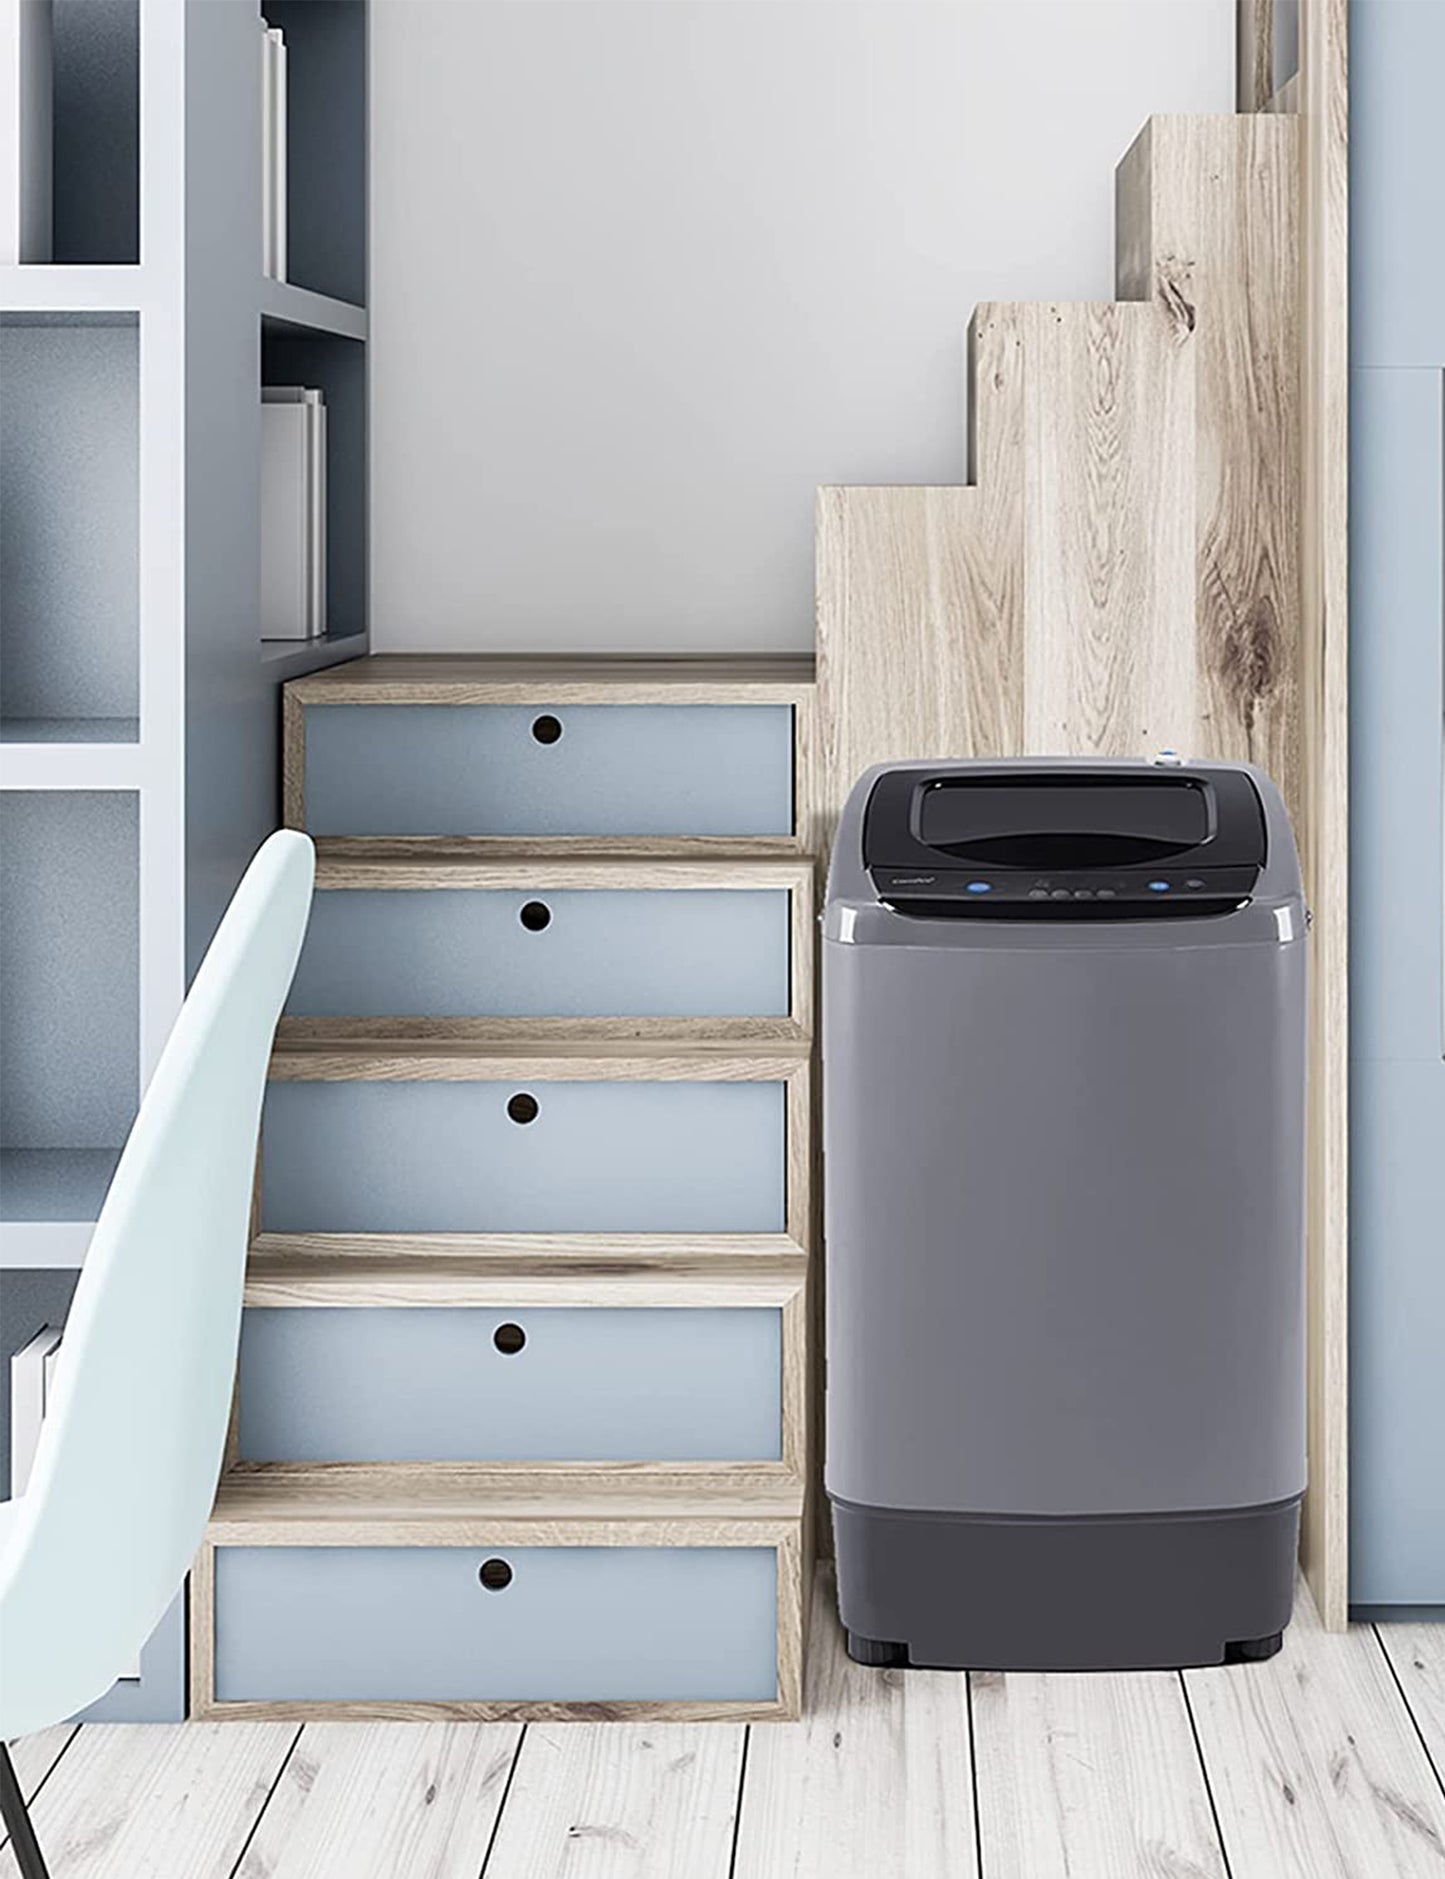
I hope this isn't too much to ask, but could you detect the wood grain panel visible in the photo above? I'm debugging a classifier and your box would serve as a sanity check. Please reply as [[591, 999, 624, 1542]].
[[1117, 114, 1301, 808], [243, 1250, 805, 1308], [249, 1230, 803, 1268], [1296, 0, 1350, 1636], [735, 1567, 979, 1879], [288, 654, 816, 705], [1185, 1585, 1445, 1877], [208, 1465, 802, 1531], [268, 1039, 809, 1082], [312, 856, 813, 893], [232, 1723, 522, 1879], [1018, 298, 1196, 755], [1376, 1624, 1445, 1783], [1, 1727, 76, 1810], [483, 1724, 746, 1879], [0, 1722, 297, 1879], [971, 1664, 1225, 1879], [811, 298, 1026, 832]]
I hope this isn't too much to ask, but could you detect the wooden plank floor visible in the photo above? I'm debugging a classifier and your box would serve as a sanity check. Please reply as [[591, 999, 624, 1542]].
[[6, 1574, 1445, 1879]]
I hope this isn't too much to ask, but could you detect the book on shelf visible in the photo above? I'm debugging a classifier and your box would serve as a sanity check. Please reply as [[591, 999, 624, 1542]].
[[261, 385, 327, 641], [261, 18, 287, 282], [10, 1322, 62, 1499], [0, 0, 52, 262]]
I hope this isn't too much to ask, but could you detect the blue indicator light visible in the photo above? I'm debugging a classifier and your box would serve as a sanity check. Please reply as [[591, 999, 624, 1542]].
[[1148, 880, 1170, 892], [966, 881, 992, 894]]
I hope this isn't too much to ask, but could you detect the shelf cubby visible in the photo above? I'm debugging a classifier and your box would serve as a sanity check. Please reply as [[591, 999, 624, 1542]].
[[0, 792, 139, 1240], [263, 0, 366, 307], [260, 321, 368, 655], [51, 0, 141, 265], [0, 313, 139, 742]]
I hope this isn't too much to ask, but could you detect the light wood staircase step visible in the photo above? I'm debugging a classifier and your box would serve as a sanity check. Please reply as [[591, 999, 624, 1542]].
[[268, 1036, 811, 1082], [245, 1237, 808, 1305], [208, 1463, 804, 1544], [310, 854, 814, 891], [287, 653, 816, 707]]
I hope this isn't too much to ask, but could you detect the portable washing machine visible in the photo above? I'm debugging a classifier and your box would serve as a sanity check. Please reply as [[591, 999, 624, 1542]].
[[823, 756, 1308, 1670]]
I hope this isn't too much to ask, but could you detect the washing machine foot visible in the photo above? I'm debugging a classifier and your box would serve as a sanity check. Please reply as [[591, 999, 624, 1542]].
[[846, 1631, 910, 1668], [1223, 1631, 1284, 1664]]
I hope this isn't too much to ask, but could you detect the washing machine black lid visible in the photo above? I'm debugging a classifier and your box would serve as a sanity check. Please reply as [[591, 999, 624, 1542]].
[[861, 766, 1266, 916]]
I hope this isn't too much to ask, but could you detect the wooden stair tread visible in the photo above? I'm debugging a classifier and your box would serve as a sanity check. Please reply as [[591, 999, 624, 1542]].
[[209, 1464, 805, 1536], [289, 653, 816, 706], [250, 1230, 804, 1264], [311, 853, 813, 889], [269, 1036, 811, 1079], [311, 835, 811, 861], [245, 1241, 807, 1306]]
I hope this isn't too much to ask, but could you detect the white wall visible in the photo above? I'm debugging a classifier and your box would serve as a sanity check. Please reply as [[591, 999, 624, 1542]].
[[370, 0, 1234, 654]]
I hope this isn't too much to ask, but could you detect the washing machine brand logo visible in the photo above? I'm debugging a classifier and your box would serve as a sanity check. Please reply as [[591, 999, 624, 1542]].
[[890, 875, 936, 885]]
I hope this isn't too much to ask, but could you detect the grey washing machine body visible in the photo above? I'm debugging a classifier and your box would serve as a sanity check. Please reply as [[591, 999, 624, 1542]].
[[823, 757, 1308, 1670]]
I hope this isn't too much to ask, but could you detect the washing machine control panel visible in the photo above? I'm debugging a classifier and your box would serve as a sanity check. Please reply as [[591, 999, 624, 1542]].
[[869, 864, 1261, 914], [862, 765, 1267, 918]]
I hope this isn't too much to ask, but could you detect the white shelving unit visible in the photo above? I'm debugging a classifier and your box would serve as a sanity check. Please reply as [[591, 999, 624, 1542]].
[[1, 0, 368, 1271], [0, 0, 368, 1718]]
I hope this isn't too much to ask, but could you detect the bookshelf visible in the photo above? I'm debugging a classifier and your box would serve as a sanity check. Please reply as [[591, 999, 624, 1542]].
[[0, 0, 369, 1719]]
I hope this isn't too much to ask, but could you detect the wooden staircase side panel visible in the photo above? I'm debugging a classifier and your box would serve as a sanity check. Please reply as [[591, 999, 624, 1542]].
[[817, 296, 1197, 823], [1117, 113, 1302, 812], [814, 101, 1345, 1615], [1017, 298, 1197, 757]]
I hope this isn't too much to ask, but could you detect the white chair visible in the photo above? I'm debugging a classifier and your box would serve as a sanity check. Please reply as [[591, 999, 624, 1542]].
[[0, 830, 315, 1879]]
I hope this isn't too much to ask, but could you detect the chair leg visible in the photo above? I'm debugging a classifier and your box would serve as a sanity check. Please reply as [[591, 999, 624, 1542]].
[[0, 1741, 51, 1879]]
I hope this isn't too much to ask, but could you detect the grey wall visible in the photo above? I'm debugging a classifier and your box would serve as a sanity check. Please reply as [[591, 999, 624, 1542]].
[[369, 0, 1233, 653]]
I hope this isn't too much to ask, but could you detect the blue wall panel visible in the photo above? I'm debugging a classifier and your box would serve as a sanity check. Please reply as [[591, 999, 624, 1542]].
[[1348, 0, 1445, 1607], [1348, 363, 1445, 1604]]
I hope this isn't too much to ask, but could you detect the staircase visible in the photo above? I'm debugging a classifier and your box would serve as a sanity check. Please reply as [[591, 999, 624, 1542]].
[[195, 656, 818, 1721]]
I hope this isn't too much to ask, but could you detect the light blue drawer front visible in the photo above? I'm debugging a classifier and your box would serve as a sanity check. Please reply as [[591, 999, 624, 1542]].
[[237, 1306, 783, 1462], [261, 1080, 786, 1233], [288, 887, 790, 1019], [214, 1545, 778, 1703], [303, 704, 796, 838]]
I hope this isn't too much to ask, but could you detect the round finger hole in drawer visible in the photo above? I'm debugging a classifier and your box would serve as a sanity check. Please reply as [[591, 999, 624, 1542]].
[[519, 900, 551, 932], [531, 713, 563, 745], [507, 1092, 539, 1125], [493, 1321, 526, 1355], [478, 1558, 513, 1592]]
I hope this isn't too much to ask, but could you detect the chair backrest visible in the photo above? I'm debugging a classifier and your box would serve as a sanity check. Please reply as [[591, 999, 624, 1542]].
[[0, 830, 314, 1736]]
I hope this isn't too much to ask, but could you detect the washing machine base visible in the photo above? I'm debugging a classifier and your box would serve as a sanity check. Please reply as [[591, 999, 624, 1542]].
[[831, 1494, 1301, 1671]]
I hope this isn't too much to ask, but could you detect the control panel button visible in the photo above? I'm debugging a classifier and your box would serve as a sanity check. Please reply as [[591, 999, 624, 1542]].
[[966, 881, 992, 894], [1073, 889, 1094, 899], [1186, 878, 1205, 890], [1050, 889, 1071, 901], [1028, 889, 1049, 900], [1096, 888, 1116, 900], [1148, 880, 1170, 892]]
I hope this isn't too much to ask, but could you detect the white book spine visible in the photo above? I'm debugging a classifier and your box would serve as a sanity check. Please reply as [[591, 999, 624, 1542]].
[[0, 0, 53, 263], [261, 394, 314, 639], [309, 400, 328, 637], [261, 19, 273, 277], [270, 26, 287, 284], [10, 1323, 63, 1498]]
